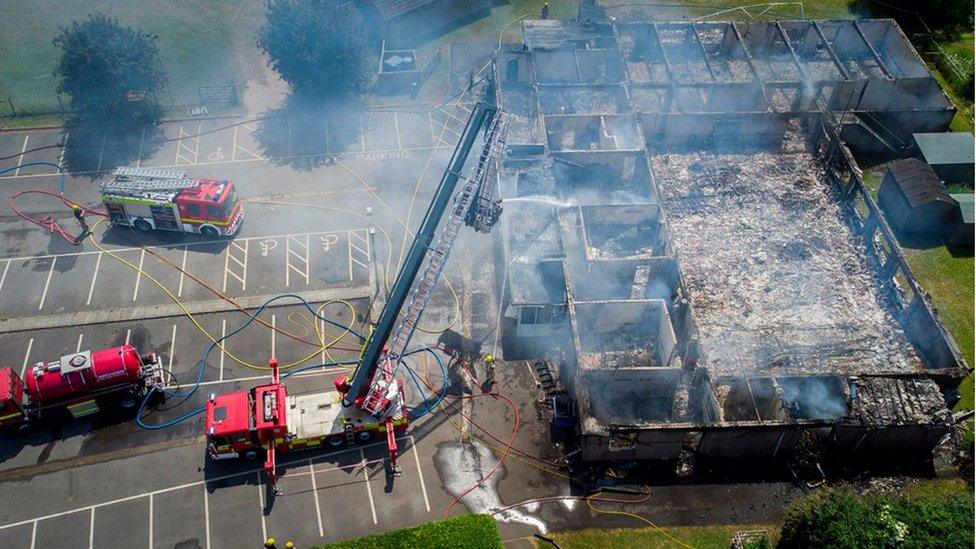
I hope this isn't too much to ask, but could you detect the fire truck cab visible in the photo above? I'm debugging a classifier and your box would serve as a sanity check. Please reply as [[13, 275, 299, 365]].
[[100, 167, 244, 237], [205, 376, 406, 461]]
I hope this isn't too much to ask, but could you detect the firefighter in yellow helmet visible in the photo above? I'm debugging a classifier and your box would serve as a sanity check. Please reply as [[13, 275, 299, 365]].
[[483, 354, 497, 393]]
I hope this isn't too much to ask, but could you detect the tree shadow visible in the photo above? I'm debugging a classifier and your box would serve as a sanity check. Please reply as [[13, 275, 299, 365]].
[[61, 119, 163, 176], [254, 93, 365, 172]]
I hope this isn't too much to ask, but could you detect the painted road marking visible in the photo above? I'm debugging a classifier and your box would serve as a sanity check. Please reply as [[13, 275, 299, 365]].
[[86, 252, 102, 306], [219, 318, 226, 381], [223, 240, 248, 292], [20, 338, 33, 378], [168, 324, 177, 374], [135, 128, 145, 168], [59, 132, 69, 170], [286, 234, 310, 287], [309, 460, 324, 537], [88, 507, 95, 549], [29, 521, 36, 549], [38, 256, 56, 310], [203, 486, 212, 549], [348, 230, 370, 282], [35, 257, 57, 311], [14, 135, 29, 176], [412, 440, 431, 512], [358, 114, 367, 152], [76, 333, 84, 353], [0, 259, 10, 295], [0, 439, 399, 533], [234, 124, 263, 161], [175, 125, 201, 166], [95, 132, 107, 173], [177, 245, 188, 297], [125, 328, 131, 346], [271, 315, 276, 358], [393, 112, 403, 150], [257, 472, 267, 543], [148, 493, 153, 549], [360, 448, 378, 525], [132, 248, 146, 301]]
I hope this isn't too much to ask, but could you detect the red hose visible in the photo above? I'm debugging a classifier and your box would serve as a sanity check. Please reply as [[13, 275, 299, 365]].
[[8, 190, 106, 246]]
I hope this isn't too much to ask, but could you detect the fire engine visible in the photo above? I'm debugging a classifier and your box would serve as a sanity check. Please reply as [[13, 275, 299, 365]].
[[100, 167, 244, 237], [205, 103, 509, 483], [0, 345, 164, 432]]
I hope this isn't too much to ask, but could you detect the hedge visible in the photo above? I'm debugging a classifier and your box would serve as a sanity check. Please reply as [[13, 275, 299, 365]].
[[779, 485, 974, 548], [320, 514, 502, 549]]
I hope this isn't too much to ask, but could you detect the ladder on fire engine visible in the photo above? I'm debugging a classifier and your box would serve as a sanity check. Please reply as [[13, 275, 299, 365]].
[[360, 110, 509, 418], [100, 167, 198, 194], [387, 109, 509, 366]]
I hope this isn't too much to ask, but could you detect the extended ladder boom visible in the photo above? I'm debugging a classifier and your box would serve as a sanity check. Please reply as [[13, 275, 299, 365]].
[[344, 102, 508, 409]]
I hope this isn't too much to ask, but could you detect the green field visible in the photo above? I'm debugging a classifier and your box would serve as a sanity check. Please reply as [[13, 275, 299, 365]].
[[0, 1, 263, 114], [548, 523, 778, 548]]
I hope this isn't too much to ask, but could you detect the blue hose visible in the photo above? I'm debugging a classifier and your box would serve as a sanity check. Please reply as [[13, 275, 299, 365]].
[[399, 347, 448, 419], [136, 293, 367, 429], [0, 162, 67, 193]]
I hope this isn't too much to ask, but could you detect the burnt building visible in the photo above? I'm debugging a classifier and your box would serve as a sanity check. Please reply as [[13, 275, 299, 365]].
[[493, 13, 968, 464]]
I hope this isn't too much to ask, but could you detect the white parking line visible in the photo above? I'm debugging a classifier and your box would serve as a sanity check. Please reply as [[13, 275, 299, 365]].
[[0, 439, 394, 533], [0, 259, 10, 295], [203, 486, 212, 549], [271, 315, 276, 358], [177, 245, 188, 297], [412, 439, 431, 512], [38, 256, 56, 310], [360, 448, 378, 525], [86, 252, 102, 306], [135, 128, 145, 168], [20, 338, 34, 378], [393, 112, 403, 150], [148, 493, 153, 549], [29, 521, 36, 549], [223, 240, 248, 292], [309, 460, 324, 537], [88, 507, 95, 549], [95, 133, 107, 173], [286, 234, 310, 287], [168, 324, 177, 372], [133, 248, 146, 301], [125, 329, 131, 346], [76, 333, 84, 353], [257, 472, 267, 543], [14, 135, 29, 176], [59, 132, 70, 170], [219, 319, 226, 381]]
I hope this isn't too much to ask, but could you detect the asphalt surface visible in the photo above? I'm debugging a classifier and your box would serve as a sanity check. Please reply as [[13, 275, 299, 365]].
[[0, 104, 803, 548]]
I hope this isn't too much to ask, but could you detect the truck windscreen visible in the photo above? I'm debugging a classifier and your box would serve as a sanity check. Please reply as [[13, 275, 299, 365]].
[[221, 187, 238, 218]]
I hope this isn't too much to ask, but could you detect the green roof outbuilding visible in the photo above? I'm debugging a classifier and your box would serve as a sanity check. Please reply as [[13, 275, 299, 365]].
[[911, 132, 975, 188]]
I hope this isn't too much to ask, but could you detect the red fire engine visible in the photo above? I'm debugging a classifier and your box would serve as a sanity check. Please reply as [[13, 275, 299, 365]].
[[0, 345, 163, 431], [205, 103, 509, 485], [100, 167, 244, 237]]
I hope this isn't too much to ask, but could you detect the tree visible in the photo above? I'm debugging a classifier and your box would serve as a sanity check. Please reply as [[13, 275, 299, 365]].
[[258, 0, 373, 97], [54, 14, 166, 127]]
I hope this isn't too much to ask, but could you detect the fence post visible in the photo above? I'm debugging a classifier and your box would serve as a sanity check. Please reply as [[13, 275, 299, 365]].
[[7, 98, 14, 117]]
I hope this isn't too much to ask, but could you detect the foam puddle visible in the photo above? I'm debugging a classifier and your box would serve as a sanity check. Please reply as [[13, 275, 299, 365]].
[[434, 438, 548, 532]]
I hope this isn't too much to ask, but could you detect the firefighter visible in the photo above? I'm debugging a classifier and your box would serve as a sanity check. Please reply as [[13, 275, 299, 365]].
[[71, 203, 90, 237], [541, 1, 550, 19], [264, 538, 277, 548], [482, 354, 497, 393]]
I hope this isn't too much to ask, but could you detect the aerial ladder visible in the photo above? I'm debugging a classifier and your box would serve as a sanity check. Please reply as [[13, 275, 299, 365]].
[[205, 102, 509, 487], [336, 102, 509, 474]]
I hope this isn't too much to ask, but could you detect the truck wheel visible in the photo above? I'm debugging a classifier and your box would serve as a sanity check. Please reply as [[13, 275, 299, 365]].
[[328, 436, 344, 447], [118, 394, 139, 410], [134, 219, 153, 232], [358, 431, 373, 442], [241, 449, 259, 461], [200, 226, 219, 238], [15, 421, 33, 435]]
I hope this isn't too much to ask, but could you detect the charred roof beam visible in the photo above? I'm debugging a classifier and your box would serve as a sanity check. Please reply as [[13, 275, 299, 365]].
[[774, 21, 811, 82], [650, 22, 678, 110], [811, 21, 852, 81], [689, 23, 718, 82], [852, 20, 894, 79], [729, 22, 771, 109]]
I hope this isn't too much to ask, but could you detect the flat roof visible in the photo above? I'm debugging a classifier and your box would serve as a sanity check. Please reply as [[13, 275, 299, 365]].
[[913, 132, 975, 165]]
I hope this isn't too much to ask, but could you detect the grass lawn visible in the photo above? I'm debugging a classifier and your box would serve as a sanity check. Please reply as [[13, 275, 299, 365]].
[[548, 523, 779, 548], [932, 32, 975, 133], [0, 1, 263, 115]]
